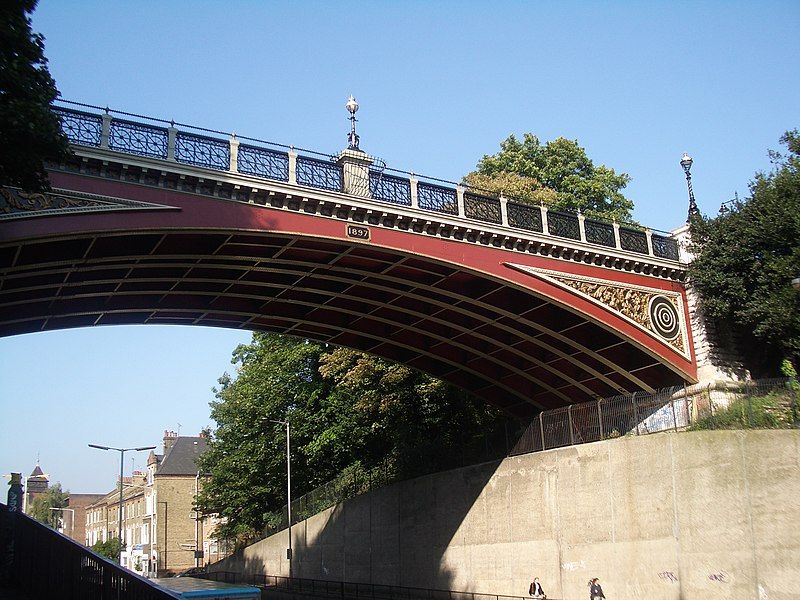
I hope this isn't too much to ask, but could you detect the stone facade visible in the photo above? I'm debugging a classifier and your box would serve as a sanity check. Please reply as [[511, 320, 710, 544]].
[[672, 224, 749, 383]]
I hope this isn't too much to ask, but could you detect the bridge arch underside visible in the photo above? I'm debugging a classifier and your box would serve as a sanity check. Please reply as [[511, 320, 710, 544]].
[[0, 232, 689, 419]]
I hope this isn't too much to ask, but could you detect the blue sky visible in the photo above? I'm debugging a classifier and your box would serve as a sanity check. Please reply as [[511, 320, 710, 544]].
[[1, 1, 798, 493]]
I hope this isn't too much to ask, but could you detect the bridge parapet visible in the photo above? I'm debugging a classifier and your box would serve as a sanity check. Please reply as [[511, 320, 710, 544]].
[[49, 102, 682, 279]]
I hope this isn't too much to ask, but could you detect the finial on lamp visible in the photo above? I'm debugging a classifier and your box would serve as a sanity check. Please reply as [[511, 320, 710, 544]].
[[346, 95, 360, 151]]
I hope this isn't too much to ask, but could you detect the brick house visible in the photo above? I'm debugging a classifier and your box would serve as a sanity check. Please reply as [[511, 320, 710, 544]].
[[85, 430, 229, 576]]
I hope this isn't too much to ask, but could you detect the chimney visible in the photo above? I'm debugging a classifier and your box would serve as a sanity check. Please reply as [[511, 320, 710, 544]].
[[163, 430, 178, 454]]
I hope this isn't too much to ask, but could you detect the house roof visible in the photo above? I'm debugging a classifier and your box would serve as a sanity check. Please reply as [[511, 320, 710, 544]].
[[28, 464, 46, 478], [156, 436, 207, 476]]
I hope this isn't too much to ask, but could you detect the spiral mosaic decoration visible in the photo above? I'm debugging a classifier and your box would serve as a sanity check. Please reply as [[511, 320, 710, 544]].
[[649, 295, 680, 340]]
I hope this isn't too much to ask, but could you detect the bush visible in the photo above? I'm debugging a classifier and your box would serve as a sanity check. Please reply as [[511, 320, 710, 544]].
[[689, 390, 797, 430]]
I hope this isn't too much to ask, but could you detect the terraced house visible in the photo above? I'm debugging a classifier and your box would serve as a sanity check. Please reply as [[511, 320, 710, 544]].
[[85, 430, 230, 576]]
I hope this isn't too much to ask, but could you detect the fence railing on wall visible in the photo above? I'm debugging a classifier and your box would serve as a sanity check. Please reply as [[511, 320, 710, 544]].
[[52, 102, 681, 263], [202, 571, 564, 600], [0, 503, 177, 599], [510, 377, 798, 456]]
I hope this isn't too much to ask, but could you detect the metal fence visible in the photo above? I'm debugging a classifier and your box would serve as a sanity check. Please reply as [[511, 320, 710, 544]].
[[511, 377, 798, 455], [0, 502, 177, 599], [201, 571, 561, 600]]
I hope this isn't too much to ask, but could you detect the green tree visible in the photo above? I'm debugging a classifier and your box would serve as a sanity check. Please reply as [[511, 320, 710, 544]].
[[28, 482, 69, 529], [91, 538, 122, 562], [196, 334, 335, 543], [464, 133, 635, 222], [689, 130, 800, 375], [0, 0, 71, 192], [197, 334, 511, 543]]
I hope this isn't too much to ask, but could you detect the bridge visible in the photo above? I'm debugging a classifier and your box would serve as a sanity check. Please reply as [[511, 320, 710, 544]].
[[0, 103, 695, 418]]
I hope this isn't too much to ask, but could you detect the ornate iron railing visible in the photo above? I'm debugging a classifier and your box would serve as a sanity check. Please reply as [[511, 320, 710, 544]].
[[51, 103, 683, 264], [507, 201, 544, 232], [417, 182, 458, 215], [619, 227, 649, 254], [464, 192, 502, 224], [651, 233, 680, 261], [109, 119, 169, 159], [547, 210, 581, 240], [369, 171, 412, 205], [296, 156, 343, 192], [584, 219, 616, 247], [54, 107, 102, 146], [175, 132, 230, 171], [237, 144, 289, 182]]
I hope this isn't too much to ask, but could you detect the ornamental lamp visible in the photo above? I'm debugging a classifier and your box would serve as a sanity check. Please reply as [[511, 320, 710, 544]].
[[346, 95, 360, 151], [681, 152, 699, 221], [680, 152, 693, 174]]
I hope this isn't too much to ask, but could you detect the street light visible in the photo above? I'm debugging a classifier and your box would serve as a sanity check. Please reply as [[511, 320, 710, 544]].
[[49, 506, 75, 538], [346, 95, 360, 151], [269, 419, 293, 579], [681, 152, 699, 222], [89, 444, 155, 564]]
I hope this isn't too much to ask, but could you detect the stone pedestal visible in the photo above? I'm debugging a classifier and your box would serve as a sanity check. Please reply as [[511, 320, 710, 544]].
[[336, 149, 374, 198]]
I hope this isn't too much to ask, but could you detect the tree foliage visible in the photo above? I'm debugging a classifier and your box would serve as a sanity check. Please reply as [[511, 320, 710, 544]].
[[689, 130, 800, 375], [28, 482, 68, 529], [464, 133, 635, 223], [0, 0, 71, 191], [196, 334, 510, 543], [91, 538, 122, 562]]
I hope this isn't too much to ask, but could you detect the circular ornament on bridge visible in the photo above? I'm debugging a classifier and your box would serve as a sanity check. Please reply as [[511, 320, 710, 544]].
[[648, 295, 680, 340]]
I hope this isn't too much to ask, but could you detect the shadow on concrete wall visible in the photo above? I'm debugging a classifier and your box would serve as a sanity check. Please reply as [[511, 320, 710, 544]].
[[208, 456, 504, 591]]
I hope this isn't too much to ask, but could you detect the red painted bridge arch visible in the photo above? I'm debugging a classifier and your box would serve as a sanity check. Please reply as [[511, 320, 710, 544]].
[[0, 112, 696, 418]]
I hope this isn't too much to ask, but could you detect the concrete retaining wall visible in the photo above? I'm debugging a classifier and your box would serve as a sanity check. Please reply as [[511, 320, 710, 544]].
[[213, 430, 799, 600]]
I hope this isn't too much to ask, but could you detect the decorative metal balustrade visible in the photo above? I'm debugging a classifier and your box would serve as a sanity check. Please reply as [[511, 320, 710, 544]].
[[237, 144, 290, 182], [417, 181, 458, 214], [54, 107, 102, 146], [296, 156, 343, 192], [507, 201, 544, 232], [584, 219, 615, 247], [175, 131, 230, 170], [52, 102, 683, 265], [369, 171, 412, 205], [109, 118, 169, 159], [464, 192, 502, 224], [619, 227, 649, 254], [651, 233, 680, 260], [547, 210, 581, 240]]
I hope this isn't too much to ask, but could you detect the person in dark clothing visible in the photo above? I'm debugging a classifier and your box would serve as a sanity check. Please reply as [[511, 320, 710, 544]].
[[528, 577, 546, 599], [589, 578, 605, 599]]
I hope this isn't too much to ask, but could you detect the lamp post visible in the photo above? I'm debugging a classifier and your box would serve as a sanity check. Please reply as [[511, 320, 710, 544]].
[[269, 419, 292, 579], [49, 506, 75, 538], [681, 152, 699, 222], [89, 444, 155, 565], [346, 95, 360, 151]]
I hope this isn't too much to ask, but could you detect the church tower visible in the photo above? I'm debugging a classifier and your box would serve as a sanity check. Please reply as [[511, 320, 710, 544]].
[[24, 461, 49, 513]]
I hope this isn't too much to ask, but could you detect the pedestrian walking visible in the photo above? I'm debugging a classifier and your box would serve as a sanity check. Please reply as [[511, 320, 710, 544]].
[[588, 578, 605, 599], [528, 576, 546, 599]]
